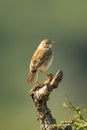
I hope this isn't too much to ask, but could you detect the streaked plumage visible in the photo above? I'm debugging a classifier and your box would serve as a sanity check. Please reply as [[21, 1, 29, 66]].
[[27, 39, 55, 84]]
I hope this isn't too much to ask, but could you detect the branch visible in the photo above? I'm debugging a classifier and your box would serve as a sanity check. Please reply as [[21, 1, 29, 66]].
[[29, 70, 72, 130]]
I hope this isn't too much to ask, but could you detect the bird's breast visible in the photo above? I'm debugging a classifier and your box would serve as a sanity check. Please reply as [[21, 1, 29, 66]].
[[38, 55, 53, 72]]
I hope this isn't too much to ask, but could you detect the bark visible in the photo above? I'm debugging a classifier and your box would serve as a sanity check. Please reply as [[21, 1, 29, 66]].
[[29, 70, 72, 130]]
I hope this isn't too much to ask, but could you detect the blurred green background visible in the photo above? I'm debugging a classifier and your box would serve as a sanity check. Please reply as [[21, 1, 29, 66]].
[[0, 0, 87, 130]]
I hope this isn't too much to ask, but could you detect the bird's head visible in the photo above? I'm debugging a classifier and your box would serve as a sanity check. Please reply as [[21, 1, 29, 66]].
[[38, 39, 55, 49]]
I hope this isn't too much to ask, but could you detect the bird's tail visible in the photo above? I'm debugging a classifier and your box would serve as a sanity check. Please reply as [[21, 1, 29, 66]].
[[27, 72, 36, 84]]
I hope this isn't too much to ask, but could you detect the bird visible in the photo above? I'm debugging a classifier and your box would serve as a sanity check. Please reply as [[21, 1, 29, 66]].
[[27, 39, 55, 84]]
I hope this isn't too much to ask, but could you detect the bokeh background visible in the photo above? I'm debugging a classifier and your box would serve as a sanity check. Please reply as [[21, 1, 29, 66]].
[[0, 0, 87, 130]]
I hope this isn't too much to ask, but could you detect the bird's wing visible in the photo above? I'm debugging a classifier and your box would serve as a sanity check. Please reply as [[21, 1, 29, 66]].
[[30, 48, 52, 72]]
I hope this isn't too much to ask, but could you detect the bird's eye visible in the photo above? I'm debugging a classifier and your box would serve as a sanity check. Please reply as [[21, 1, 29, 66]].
[[45, 42, 48, 44]]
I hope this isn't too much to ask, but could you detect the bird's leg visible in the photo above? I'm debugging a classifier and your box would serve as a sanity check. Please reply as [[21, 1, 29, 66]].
[[35, 71, 39, 85], [36, 71, 38, 82]]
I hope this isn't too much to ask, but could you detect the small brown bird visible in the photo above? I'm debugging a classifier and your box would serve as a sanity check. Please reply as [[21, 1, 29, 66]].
[[27, 39, 55, 84]]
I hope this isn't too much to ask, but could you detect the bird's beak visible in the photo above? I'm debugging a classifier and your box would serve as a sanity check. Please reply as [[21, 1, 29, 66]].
[[52, 41, 56, 44]]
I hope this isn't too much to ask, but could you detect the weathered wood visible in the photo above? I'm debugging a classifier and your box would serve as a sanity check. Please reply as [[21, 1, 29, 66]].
[[29, 70, 72, 130]]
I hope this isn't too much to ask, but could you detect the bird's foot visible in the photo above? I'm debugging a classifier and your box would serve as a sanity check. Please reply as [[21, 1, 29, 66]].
[[35, 81, 40, 86]]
